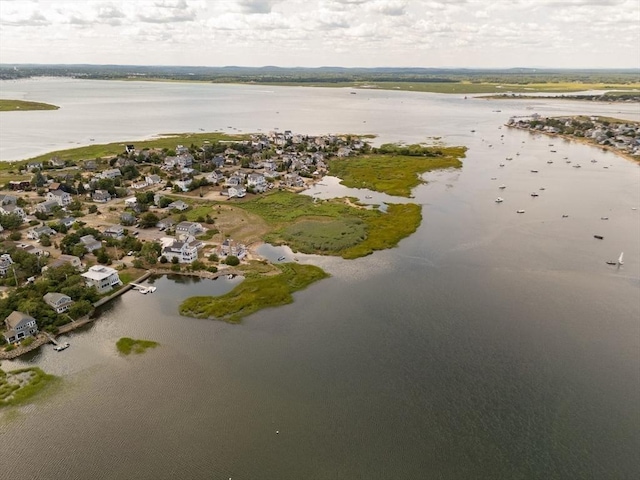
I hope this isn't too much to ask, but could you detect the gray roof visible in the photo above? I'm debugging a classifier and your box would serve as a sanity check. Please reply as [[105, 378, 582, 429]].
[[43, 292, 72, 305], [5, 311, 36, 329]]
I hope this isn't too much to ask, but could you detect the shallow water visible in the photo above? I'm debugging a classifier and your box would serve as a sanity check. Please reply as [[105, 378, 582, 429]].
[[0, 80, 638, 479]]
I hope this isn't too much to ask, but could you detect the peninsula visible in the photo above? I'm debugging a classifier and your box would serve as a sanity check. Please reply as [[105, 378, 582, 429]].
[[0, 130, 465, 343]]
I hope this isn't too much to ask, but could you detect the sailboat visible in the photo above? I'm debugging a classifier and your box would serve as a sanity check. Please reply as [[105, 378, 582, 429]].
[[618, 252, 624, 266]]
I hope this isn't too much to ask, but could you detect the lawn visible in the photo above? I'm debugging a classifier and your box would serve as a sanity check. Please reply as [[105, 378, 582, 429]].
[[179, 262, 329, 323]]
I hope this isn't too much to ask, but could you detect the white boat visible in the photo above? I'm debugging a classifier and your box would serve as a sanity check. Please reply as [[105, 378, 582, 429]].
[[573, 164, 581, 168], [54, 342, 70, 352], [531, 192, 539, 197], [530, 169, 538, 173], [495, 197, 504, 203], [618, 252, 624, 265], [516, 209, 525, 213], [601, 216, 609, 220], [547, 160, 553, 164], [498, 184, 506, 189]]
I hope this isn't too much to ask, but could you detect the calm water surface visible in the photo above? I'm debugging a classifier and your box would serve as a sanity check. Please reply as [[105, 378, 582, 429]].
[[0, 80, 639, 480]]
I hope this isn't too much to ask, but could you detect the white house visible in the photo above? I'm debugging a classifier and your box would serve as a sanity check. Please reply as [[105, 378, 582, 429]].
[[0, 204, 26, 220], [0, 253, 13, 277], [43, 292, 74, 314], [228, 186, 247, 198], [174, 179, 192, 192], [175, 221, 204, 237], [81, 265, 122, 293], [3, 311, 38, 344], [247, 173, 267, 192], [161, 238, 199, 264], [46, 189, 72, 207], [27, 225, 56, 240]]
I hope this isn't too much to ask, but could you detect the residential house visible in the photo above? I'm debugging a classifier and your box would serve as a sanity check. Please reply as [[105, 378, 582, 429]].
[[3, 311, 39, 344], [25, 161, 43, 171], [49, 157, 65, 168], [83, 160, 98, 172], [42, 254, 83, 272], [8, 180, 30, 191], [218, 238, 247, 259], [43, 292, 74, 314], [247, 173, 267, 193], [207, 170, 224, 184], [124, 197, 138, 208], [46, 189, 72, 207], [18, 243, 45, 256], [59, 216, 76, 228], [174, 179, 193, 192], [99, 168, 122, 180], [156, 217, 175, 231], [27, 225, 56, 240], [35, 199, 59, 215], [120, 212, 137, 226], [161, 238, 199, 264], [228, 186, 247, 198], [103, 225, 125, 239], [80, 234, 102, 252], [168, 200, 189, 211], [92, 190, 112, 203], [0, 194, 17, 205], [0, 204, 26, 220], [81, 265, 122, 293], [146, 174, 162, 186], [225, 175, 244, 188], [0, 254, 13, 276], [175, 221, 204, 238]]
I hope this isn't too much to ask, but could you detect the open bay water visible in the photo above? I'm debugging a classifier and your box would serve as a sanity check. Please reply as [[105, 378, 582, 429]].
[[0, 79, 639, 479]]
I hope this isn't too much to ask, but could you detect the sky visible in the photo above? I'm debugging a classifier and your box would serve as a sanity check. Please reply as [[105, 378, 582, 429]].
[[0, 0, 638, 69]]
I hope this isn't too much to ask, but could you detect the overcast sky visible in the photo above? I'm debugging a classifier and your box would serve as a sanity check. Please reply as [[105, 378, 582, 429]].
[[0, 0, 638, 69]]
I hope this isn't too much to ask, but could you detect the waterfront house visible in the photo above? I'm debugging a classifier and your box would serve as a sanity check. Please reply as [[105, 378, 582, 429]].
[[218, 238, 247, 259], [26, 161, 43, 171], [35, 199, 59, 215], [46, 189, 72, 207], [43, 292, 74, 314], [42, 254, 83, 272], [81, 265, 122, 293], [0, 254, 13, 277], [27, 225, 56, 240], [161, 238, 199, 264], [92, 190, 112, 203], [3, 311, 39, 344], [80, 234, 102, 253], [49, 157, 65, 168], [175, 221, 204, 238]]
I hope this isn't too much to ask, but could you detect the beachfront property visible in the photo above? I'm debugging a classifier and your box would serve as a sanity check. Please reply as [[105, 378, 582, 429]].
[[3, 311, 39, 344], [160, 237, 199, 263], [217, 238, 247, 259], [0, 253, 13, 276], [46, 189, 72, 207], [43, 292, 74, 314], [81, 265, 122, 293]]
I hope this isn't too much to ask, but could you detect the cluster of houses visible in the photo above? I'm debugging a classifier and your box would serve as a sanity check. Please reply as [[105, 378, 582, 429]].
[[507, 115, 640, 158]]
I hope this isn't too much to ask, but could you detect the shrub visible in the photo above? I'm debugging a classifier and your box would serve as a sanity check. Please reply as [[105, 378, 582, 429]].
[[224, 255, 240, 266]]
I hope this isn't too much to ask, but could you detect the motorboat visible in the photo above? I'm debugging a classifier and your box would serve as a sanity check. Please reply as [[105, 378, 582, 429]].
[[601, 216, 609, 220], [562, 214, 569, 218], [499, 184, 506, 189], [530, 170, 538, 173], [530, 192, 539, 197], [547, 160, 553, 164], [516, 210, 525, 213], [499, 163, 505, 167], [495, 197, 504, 203], [573, 164, 581, 168], [594, 235, 604, 240], [54, 342, 70, 352], [540, 187, 546, 190], [277, 256, 286, 261]]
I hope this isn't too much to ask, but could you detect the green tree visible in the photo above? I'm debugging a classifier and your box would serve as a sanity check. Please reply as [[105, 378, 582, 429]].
[[224, 255, 240, 266], [40, 234, 52, 247], [0, 212, 24, 230], [139, 212, 160, 229]]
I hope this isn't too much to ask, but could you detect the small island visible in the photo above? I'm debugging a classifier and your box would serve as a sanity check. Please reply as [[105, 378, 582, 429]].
[[0, 367, 59, 408], [116, 337, 159, 355], [0, 99, 60, 112]]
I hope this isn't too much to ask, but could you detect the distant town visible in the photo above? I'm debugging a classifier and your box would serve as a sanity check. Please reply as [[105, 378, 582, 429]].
[[0, 131, 372, 356], [507, 115, 640, 161]]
